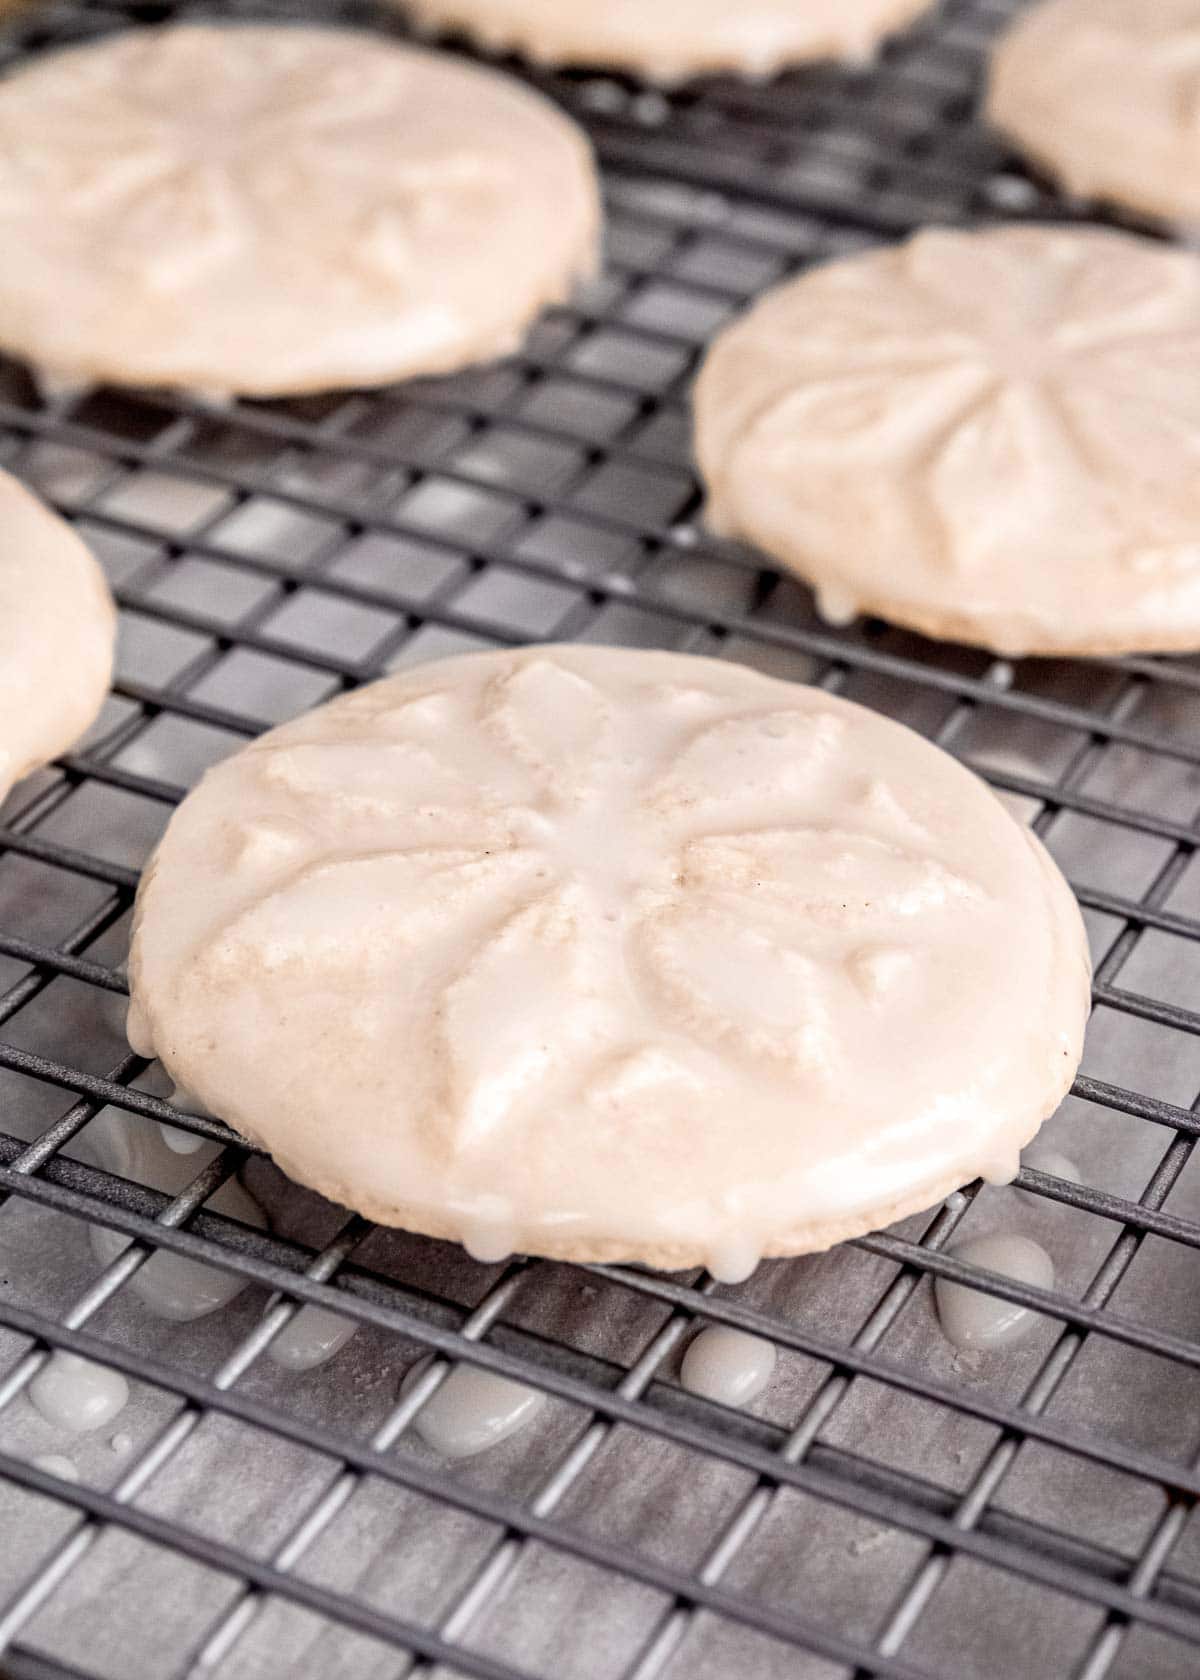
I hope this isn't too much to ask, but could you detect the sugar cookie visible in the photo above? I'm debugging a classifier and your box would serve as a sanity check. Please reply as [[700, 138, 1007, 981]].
[[695, 224, 1200, 656], [402, 0, 932, 79], [0, 24, 599, 395], [988, 0, 1200, 226], [0, 471, 115, 808], [127, 645, 1089, 1278]]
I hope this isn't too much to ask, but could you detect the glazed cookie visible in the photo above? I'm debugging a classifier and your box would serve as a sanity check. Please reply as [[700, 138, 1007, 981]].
[[127, 645, 1089, 1279], [402, 0, 932, 79], [0, 24, 599, 395], [695, 224, 1200, 657], [988, 0, 1200, 226], [0, 470, 115, 807]]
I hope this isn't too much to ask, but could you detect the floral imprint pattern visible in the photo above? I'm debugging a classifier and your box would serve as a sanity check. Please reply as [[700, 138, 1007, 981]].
[[695, 223, 1200, 656], [128, 646, 1091, 1275], [0, 25, 599, 392]]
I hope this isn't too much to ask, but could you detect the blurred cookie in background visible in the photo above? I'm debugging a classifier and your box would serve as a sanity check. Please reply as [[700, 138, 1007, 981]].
[[402, 0, 934, 81], [988, 0, 1200, 226], [0, 470, 115, 809], [0, 24, 600, 396]]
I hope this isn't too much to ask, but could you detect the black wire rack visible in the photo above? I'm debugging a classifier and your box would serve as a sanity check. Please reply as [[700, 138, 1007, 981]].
[[1, 1, 1200, 1676]]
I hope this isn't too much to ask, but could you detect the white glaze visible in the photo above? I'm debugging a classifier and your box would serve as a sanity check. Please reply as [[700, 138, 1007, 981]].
[[0, 471, 115, 808], [126, 645, 1090, 1272], [159, 1084, 211, 1154], [110, 1431, 132, 1455], [0, 25, 599, 397], [265, 1303, 357, 1372], [1016, 1144, 1083, 1205], [32, 1453, 79, 1482], [401, 0, 933, 76], [935, 1233, 1055, 1352], [815, 584, 859, 628], [28, 1353, 129, 1433], [680, 1327, 776, 1407], [402, 1357, 544, 1459], [87, 1107, 266, 1321], [696, 225, 1200, 657], [989, 0, 1200, 226]]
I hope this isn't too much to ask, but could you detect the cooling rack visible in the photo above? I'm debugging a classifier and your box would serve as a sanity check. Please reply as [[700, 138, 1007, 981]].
[[1, 1, 1200, 1676]]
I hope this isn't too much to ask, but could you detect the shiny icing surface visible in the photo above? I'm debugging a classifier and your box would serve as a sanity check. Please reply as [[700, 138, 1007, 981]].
[[680, 1326, 776, 1408], [1017, 1143, 1082, 1206], [266, 1304, 357, 1372], [28, 1354, 129, 1433], [934, 1232, 1055, 1351], [695, 224, 1200, 656], [0, 471, 115, 808], [87, 1104, 267, 1322], [127, 645, 1090, 1273], [402, 0, 932, 78], [403, 1358, 544, 1458], [0, 25, 599, 395], [988, 0, 1200, 226]]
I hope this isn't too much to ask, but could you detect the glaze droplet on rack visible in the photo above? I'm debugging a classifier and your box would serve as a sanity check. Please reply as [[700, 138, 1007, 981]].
[[86, 1105, 266, 1322], [402, 1357, 544, 1459], [1016, 1144, 1082, 1205], [265, 1303, 357, 1372], [935, 1232, 1055, 1351], [28, 1354, 128, 1433], [32, 1453, 79, 1483], [680, 1327, 776, 1407]]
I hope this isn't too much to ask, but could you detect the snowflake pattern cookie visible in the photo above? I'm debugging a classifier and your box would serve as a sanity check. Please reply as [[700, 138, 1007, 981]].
[[695, 224, 1200, 656], [402, 0, 932, 80], [0, 24, 599, 394], [0, 470, 115, 808], [127, 646, 1089, 1278], [988, 0, 1200, 226]]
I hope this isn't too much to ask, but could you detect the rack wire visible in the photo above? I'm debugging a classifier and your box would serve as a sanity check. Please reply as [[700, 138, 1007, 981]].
[[0, 0, 1199, 1675]]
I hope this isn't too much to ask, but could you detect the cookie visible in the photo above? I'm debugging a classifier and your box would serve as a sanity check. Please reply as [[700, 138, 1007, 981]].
[[0, 471, 115, 807], [0, 24, 599, 395], [402, 0, 932, 79], [988, 0, 1200, 226], [695, 224, 1200, 657], [127, 645, 1089, 1279]]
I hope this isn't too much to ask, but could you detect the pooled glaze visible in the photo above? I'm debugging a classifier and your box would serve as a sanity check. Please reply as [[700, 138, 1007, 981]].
[[680, 1327, 776, 1407], [265, 1303, 357, 1372], [32, 1453, 79, 1482], [0, 470, 115, 809], [127, 645, 1089, 1272], [402, 0, 932, 77], [28, 1353, 129, 1433], [989, 0, 1200, 227], [159, 1084, 211, 1154], [0, 25, 599, 396], [1016, 1144, 1083, 1205], [935, 1233, 1055, 1351], [402, 1357, 544, 1458], [696, 225, 1200, 656], [87, 1106, 266, 1321]]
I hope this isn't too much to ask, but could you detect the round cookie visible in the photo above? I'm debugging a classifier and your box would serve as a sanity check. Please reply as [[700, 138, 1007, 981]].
[[0, 24, 600, 396], [695, 224, 1200, 657], [987, 0, 1200, 226], [401, 0, 932, 79], [127, 645, 1090, 1279], [0, 470, 115, 807]]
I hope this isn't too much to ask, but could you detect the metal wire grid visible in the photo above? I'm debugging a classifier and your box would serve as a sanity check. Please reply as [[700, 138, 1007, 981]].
[[0, 0, 1197, 1675]]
